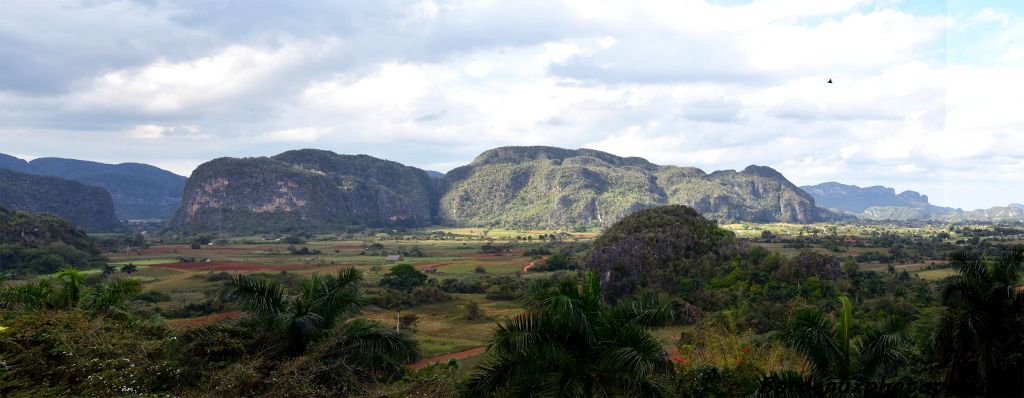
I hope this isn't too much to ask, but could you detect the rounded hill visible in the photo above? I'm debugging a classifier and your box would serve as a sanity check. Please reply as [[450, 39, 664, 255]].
[[585, 205, 737, 302]]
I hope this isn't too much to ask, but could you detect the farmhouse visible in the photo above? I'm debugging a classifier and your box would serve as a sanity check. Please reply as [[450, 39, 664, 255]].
[[385, 254, 403, 263]]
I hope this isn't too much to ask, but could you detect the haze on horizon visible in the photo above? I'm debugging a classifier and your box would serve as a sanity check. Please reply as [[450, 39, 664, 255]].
[[1, 0, 1022, 210]]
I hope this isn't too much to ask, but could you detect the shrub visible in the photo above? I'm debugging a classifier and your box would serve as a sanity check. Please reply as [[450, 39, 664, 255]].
[[379, 264, 428, 292], [0, 310, 180, 397], [135, 290, 172, 303], [411, 286, 450, 305], [463, 300, 483, 320], [439, 278, 484, 294]]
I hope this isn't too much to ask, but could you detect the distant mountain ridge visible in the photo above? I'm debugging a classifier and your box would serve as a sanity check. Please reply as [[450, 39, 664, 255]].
[[0, 168, 122, 232], [800, 182, 956, 214], [802, 181, 1024, 221], [172, 146, 834, 232], [0, 153, 186, 220]]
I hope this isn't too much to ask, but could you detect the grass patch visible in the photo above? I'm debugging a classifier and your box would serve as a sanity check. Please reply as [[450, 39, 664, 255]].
[[109, 259, 181, 266], [415, 335, 485, 358], [916, 268, 956, 281]]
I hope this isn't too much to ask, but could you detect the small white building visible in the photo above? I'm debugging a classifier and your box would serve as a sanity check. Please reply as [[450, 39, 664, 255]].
[[385, 255, 403, 263]]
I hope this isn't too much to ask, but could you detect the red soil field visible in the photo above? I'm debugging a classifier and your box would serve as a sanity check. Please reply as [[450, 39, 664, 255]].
[[138, 245, 282, 254], [150, 262, 309, 271], [454, 252, 513, 259]]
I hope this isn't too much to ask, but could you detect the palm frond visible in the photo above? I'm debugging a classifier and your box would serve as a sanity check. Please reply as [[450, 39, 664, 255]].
[[463, 350, 545, 397], [86, 278, 142, 316], [856, 317, 908, 382], [312, 268, 364, 327], [318, 318, 420, 373], [0, 279, 53, 311], [55, 267, 86, 307], [225, 274, 288, 321], [609, 292, 673, 329], [779, 308, 841, 379]]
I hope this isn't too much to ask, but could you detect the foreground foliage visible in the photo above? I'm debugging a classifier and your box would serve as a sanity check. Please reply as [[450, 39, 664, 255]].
[[932, 248, 1024, 396], [464, 272, 674, 397], [0, 268, 140, 317], [180, 268, 421, 396]]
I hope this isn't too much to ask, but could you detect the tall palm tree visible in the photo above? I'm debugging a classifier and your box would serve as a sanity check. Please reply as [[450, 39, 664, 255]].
[[463, 272, 674, 397], [0, 267, 140, 316], [756, 296, 908, 397], [932, 248, 1024, 397]]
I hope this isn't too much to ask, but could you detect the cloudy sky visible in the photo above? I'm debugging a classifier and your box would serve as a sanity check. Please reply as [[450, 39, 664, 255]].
[[1, 0, 1021, 209]]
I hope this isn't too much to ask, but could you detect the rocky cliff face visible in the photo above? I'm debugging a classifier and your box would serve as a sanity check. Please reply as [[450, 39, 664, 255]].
[[440, 146, 823, 228], [0, 168, 122, 232], [171, 146, 826, 232], [656, 165, 818, 224], [169, 149, 438, 233]]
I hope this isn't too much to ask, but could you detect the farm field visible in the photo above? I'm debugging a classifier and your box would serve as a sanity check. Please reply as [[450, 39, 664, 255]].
[[108, 230, 579, 364], [97, 222, 1018, 368]]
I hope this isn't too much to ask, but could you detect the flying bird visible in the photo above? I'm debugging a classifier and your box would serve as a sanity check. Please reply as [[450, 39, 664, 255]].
[[827, 78, 833, 84]]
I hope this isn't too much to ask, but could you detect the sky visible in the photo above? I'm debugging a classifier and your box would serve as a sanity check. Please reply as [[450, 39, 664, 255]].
[[1, 0, 1022, 210]]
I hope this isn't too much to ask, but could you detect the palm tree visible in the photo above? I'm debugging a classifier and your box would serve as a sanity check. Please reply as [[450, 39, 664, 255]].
[[0, 267, 140, 316], [218, 268, 419, 360], [83, 277, 145, 316], [120, 263, 138, 274], [932, 249, 1024, 397], [463, 272, 674, 397], [756, 296, 908, 396], [180, 268, 419, 393], [101, 264, 117, 277]]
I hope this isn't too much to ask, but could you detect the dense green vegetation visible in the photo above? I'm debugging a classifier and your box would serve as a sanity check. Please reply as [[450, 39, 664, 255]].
[[0, 207, 108, 275], [464, 273, 673, 396], [0, 268, 418, 397], [2, 203, 1023, 397], [0, 153, 187, 220], [0, 169, 123, 232], [585, 205, 738, 302], [441, 146, 823, 229]]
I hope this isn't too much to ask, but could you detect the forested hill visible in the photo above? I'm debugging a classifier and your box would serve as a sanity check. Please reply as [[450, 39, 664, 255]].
[[170, 146, 828, 232], [0, 168, 122, 232], [169, 149, 439, 233], [0, 206, 108, 275], [0, 153, 186, 220], [439, 146, 827, 228]]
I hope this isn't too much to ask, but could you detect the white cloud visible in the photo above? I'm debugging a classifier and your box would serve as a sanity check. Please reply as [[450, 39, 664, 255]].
[[257, 127, 324, 143], [68, 40, 336, 113], [1, 0, 1022, 209], [129, 124, 203, 139]]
